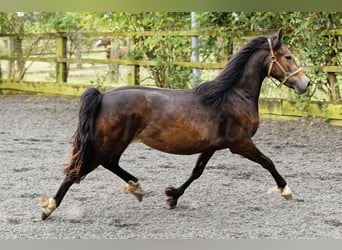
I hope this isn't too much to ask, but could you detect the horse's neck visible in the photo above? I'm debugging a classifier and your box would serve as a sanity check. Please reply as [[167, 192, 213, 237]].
[[231, 52, 267, 103]]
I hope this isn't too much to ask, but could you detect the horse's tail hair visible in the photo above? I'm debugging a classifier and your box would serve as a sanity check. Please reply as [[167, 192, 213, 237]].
[[64, 87, 103, 182]]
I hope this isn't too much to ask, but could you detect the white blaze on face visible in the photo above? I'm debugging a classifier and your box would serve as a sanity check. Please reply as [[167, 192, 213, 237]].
[[95, 40, 103, 47]]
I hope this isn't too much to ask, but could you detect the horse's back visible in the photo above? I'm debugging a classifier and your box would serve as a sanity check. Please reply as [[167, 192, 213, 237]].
[[102, 86, 193, 115]]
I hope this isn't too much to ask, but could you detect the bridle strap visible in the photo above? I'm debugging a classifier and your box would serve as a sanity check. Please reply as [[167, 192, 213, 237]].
[[267, 38, 302, 88]]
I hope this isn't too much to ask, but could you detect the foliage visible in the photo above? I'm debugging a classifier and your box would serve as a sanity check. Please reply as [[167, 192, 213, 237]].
[[0, 13, 99, 81], [279, 12, 341, 102], [0, 12, 341, 102], [0, 13, 32, 80], [99, 12, 194, 88], [193, 12, 341, 102]]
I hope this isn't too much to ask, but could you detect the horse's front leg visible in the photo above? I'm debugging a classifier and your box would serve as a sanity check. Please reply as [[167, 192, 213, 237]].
[[230, 137, 292, 200], [164, 150, 215, 208]]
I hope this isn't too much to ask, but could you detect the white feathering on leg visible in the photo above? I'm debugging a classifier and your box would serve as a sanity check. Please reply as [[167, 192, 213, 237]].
[[281, 184, 293, 200], [267, 186, 282, 195], [267, 184, 293, 200], [40, 195, 56, 215], [123, 180, 145, 202], [40, 195, 49, 207]]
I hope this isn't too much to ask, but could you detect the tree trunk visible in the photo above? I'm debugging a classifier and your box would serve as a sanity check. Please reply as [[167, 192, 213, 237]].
[[14, 37, 25, 80]]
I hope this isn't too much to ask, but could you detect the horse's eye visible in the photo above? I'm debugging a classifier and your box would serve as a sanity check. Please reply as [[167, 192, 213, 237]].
[[285, 55, 292, 60]]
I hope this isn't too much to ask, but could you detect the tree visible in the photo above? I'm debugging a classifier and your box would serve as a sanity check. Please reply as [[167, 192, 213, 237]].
[[0, 13, 26, 80], [99, 12, 194, 88]]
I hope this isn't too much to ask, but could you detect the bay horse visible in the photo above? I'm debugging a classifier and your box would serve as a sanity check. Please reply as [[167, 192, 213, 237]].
[[40, 29, 310, 220]]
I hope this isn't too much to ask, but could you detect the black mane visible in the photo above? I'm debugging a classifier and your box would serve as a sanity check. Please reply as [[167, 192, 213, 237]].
[[195, 35, 280, 109]]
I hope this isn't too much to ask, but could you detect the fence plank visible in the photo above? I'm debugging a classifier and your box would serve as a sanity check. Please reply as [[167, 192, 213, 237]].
[[319, 66, 342, 73], [0, 80, 90, 96]]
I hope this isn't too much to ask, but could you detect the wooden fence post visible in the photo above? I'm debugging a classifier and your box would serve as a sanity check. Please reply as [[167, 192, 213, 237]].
[[127, 63, 140, 85], [127, 37, 140, 85], [56, 34, 68, 83]]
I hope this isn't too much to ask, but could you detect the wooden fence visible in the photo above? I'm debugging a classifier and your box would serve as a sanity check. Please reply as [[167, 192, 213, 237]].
[[1, 30, 341, 84], [0, 30, 341, 125], [0, 31, 231, 86]]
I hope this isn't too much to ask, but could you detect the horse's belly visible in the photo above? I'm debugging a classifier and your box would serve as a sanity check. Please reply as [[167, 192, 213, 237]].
[[135, 126, 219, 155], [137, 138, 211, 155]]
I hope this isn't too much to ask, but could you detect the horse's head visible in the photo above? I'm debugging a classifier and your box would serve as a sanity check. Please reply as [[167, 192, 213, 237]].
[[95, 36, 111, 48], [266, 28, 310, 94]]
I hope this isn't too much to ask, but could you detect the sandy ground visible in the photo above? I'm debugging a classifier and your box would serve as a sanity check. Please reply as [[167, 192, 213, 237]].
[[0, 95, 341, 239]]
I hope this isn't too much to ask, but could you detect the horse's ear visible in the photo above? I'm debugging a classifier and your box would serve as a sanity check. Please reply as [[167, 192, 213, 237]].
[[272, 28, 283, 47], [277, 28, 283, 40]]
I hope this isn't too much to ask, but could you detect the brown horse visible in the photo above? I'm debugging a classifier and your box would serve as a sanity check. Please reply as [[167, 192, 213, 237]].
[[95, 36, 128, 59], [40, 29, 310, 220], [95, 37, 129, 82]]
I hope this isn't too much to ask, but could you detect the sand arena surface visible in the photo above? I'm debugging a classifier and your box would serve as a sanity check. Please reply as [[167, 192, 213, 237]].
[[0, 95, 341, 239]]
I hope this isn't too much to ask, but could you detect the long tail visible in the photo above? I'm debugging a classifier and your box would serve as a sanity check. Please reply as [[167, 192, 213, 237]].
[[64, 87, 103, 182]]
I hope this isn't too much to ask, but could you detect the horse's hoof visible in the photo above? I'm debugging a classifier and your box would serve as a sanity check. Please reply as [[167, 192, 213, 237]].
[[166, 196, 177, 209], [41, 212, 49, 221], [133, 192, 144, 202], [281, 184, 293, 200], [283, 193, 293, 200], [164, 186, 177, 196], [164, 186, 178, 208], [267, 184, 293, 201]]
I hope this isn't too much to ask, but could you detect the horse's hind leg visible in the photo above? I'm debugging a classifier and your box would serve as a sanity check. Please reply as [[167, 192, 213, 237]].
[[102, 159, 145, 202], [164, 150, 215, 208], [40, 161, 99, 220], [40, 176, 75, 220]]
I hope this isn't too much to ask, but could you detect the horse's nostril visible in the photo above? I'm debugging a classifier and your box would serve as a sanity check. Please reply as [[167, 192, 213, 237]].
[[307, 81, 311, 87]]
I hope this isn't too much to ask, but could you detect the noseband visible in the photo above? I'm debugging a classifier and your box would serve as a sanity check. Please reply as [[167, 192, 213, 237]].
[[267, 38, 303, 88]]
